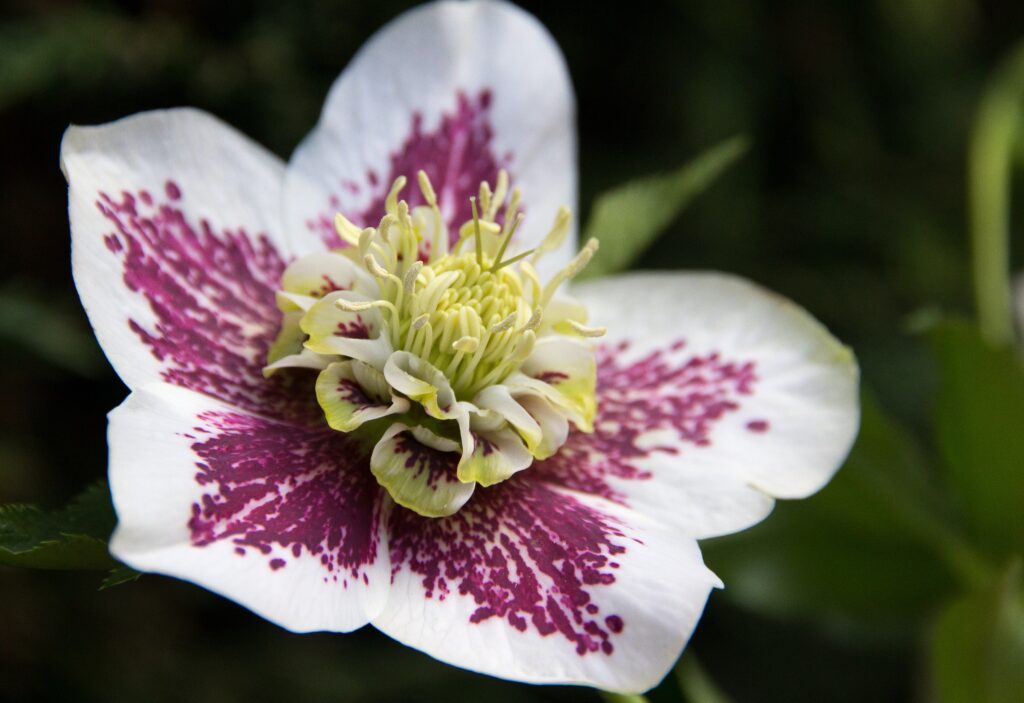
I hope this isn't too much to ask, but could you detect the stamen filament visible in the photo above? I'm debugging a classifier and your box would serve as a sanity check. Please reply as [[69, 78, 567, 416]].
[[491, 212, 524, 268], [471, 197, 483, 265]]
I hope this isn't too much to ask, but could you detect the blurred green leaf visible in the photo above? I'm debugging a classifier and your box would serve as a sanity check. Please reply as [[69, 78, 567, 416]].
[[0, 482, 117, 570], [580, 135, 749, 279], [930, 560, 1024, 703], [0, 9, 187, 110], [702, 391, 959, 623], [675, 655, 732, 703], [0, 288, 104, 376], [598, 694, 648, 703], [930, 319, 1024, 556]]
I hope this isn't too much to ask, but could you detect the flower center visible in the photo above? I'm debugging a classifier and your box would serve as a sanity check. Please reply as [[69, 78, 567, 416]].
[[397, 252, 533, 398], [264, 170, 605, 517]]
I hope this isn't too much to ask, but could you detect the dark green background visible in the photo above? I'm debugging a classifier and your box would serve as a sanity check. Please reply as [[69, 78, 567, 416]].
[[2, 1, 1022, 701]]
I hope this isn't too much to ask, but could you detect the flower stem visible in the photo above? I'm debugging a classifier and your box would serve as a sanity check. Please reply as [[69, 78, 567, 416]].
[[968, 41, 1024, 347]]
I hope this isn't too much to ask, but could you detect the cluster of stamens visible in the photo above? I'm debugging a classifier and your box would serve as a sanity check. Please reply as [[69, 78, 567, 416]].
[[331, 170, 601, 399], [265, 169, 603, 516]]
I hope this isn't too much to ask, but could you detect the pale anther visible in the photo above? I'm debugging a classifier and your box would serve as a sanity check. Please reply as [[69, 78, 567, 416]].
[[452, 336, 479, 353], [568, 320, 607, 338], [417, 170, 437, 206], [364, 254, 391, 279], [403, 261, 423, 294], [490, 313, 517, 333]]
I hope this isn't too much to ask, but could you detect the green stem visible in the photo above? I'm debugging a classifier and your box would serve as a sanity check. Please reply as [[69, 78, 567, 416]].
[[599, 692, 649, 703], [968, 42, 1024, 347]]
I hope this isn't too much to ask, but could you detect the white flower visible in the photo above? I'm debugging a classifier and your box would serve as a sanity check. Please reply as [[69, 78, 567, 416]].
[[61, 0, 859, 694]]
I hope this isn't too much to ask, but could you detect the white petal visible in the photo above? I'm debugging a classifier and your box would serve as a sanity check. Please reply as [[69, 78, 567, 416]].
[[520, 336, 598, 429], [383, 350, 458, 418], [285, 0, 576, 277], [543, 272, 859, 538], [263, 347, 334, 374], [375, 479, 719, 693], [472, 385, 542, 451], [108, 382, 389, 633], [281, 251, 377, 299], [63, 108, 292, 403], [517, 393, 570, 460], [302, 291, 393, 370]]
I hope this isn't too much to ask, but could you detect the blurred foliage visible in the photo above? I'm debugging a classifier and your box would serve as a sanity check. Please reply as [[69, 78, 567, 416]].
[[930, 321, 1024, 558], [2, 0, 1024, 702], [703, 392, 960, 627], [582, 136, 749, 279], [930, 560, 1024, 703]]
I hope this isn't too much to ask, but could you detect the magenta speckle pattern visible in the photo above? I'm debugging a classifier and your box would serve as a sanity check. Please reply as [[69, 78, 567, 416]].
[[95, 177, 763, 655], [388, 476, 631, 655], [392, 434, 460, 491], [96, 184, 321, 425], [187, 410, 381, 581], [307, 91, 510, 250], [535, 340, 760, 503]]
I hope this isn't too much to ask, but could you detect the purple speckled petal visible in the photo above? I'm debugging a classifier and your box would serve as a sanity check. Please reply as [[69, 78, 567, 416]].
[[63, 110, 326, 422], [375, 476, 718, 692], [537, 272, 860, 539], [285, 0, 576, 278], [108, 382, 389, 633]]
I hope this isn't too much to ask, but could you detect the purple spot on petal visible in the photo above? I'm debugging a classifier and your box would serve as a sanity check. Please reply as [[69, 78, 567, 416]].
[[309, 90, 512, 251], [187, 411, 382, 581], [605, 614, 624, 634], [535, 341, 759, 503], [269, 558, 286, 571], [389, 478, 627, 657], [96, 186, 322, 424], [535, 370, 569, 385], [746, 419, 770, 433]]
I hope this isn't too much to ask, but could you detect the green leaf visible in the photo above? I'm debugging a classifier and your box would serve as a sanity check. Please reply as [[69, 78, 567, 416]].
[[930, 560, 1024, 703], [0, 287, 104, 376], [580, 135, 749, 279], [100, 564, 142, 590], [675, 655, 732, 703], [0, 482, 118, 570], [702, 391, 961, 624], [930, 319, 1024, 556]]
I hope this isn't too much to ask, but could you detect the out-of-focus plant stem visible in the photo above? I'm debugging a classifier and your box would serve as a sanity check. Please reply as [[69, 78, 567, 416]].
[[599, 691, 649, 703], [968, 42, 1024, 348]]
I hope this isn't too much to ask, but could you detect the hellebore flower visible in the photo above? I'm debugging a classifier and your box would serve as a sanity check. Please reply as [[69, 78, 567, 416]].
[[62, 0, 859, 694]]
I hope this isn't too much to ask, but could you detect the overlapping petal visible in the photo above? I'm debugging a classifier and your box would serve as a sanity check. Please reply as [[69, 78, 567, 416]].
[[532, 272, 860, 539], [285, 0, 576, 277], [108, 383, 389, 633], [376, 477, 720, 692], [63, 109, 295, 415]]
